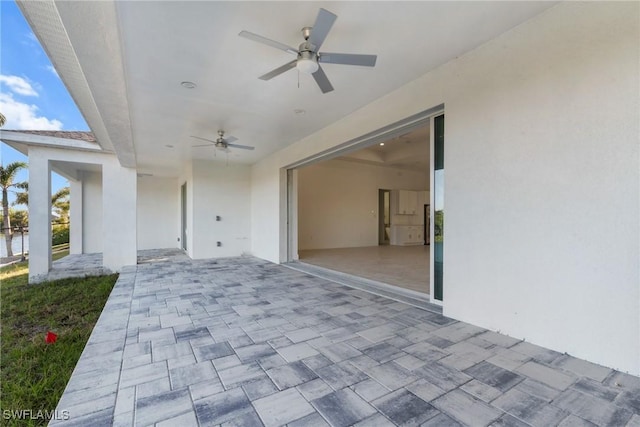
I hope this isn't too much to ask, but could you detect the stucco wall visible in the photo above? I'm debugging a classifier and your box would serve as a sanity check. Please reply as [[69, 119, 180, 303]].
[[82, 171, 103, 253], [251, 157, 283, 263], [250, 2, 640, 373], [69, 179, 82, 254], [191, 160, 251, 259], [137, 176, 180, 250]]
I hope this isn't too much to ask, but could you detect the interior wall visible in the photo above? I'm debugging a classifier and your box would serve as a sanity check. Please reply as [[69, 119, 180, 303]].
[[191, 160, 251, 259], [298, 159, 427, 250], [137, 176, 179, 250], [82, 170, 103, 253], [250, 2, 640, 374]]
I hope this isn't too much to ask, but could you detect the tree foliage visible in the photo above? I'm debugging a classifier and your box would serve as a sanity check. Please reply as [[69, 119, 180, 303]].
[[12, 184, 69, 211], [1, 162, 27, 257], [51, 186, 70, 224], [0, 209, 28, 228]]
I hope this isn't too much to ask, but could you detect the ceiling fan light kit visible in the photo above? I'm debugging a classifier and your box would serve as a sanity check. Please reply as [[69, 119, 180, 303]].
[[239, 8, 377, 93], [297, 55, 319, 74]]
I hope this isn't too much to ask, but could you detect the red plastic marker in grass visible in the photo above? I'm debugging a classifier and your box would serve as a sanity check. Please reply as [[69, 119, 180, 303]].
[[45, 331, 57, 344]]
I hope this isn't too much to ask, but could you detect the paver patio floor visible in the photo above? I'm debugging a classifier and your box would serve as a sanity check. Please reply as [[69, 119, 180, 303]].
[[51, 250, 640, 426]]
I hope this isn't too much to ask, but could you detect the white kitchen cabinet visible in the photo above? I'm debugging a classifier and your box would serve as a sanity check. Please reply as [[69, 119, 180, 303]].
[[398, 190, 418, 215], [390, 225, 424, 245]]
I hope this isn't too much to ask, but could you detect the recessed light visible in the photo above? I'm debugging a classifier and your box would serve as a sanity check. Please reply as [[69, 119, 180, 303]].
[[294, 109, 306, 115], [165, 144, 174, 148], [181, 81, 196, 89], [380, 142, 385, 146]]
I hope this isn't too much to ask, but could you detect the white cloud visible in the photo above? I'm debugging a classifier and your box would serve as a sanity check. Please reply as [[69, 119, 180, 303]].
[[0, 75, 38, 97], [46, 65, 59, 77], [0, 93, 63, 130], [26, 32, 38, 43]]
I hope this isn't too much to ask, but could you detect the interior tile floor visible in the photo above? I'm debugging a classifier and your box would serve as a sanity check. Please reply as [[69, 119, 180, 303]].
[[49, 250, 640, 427], [299, 245, 430, 294]]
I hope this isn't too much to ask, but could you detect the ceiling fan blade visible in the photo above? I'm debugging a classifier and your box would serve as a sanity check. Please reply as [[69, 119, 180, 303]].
[[224, 136, 238, 144], [319, 52, 377, 67], [312, 65, 334, 94], [308, 8, 337, 51], [259, 60, 297, 80], [227, 143, 255, 151], [238, 31, 298, 55], [191, 135, 216, 143]]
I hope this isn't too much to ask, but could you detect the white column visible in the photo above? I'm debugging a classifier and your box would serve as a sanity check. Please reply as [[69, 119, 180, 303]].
[[102, 161, 137, 271], [69, 177, 83, 254], [28, 152, 51, 283]]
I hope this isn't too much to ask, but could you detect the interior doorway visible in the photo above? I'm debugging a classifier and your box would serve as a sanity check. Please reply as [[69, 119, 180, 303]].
[[180, 182, 187, 251], [423, 204, 430, 246], [378, 189, 391, 245], [285, 106, 443, 303]]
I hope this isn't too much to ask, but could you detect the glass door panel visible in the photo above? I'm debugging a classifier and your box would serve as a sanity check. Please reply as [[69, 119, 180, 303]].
[[434, 114, 444, 301]]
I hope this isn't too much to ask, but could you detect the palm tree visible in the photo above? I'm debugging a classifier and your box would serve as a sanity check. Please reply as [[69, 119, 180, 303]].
[[0, 112, 6, 128], [1, 161, 27, 257], [12, 184, 68, 213], [13, 182, 28, 206], [51, 187, 70, 224]]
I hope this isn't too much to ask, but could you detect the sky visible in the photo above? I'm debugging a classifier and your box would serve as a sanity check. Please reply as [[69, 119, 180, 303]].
[[0, 0, 88, 207]]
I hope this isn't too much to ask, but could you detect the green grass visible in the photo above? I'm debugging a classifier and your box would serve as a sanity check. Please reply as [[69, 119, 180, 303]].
[[0, 253, 118, 426]]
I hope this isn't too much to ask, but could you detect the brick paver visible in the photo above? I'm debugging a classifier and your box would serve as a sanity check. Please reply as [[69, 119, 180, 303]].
[[49, 249, 640, 426]]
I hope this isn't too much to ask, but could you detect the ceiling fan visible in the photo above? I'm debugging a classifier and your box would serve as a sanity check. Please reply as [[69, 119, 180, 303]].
[[239, 8, 377, 94], [191, 130, 255, 151]]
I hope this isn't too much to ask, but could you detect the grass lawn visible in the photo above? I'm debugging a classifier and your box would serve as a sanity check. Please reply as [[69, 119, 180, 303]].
[[0, 252, 118, 426]]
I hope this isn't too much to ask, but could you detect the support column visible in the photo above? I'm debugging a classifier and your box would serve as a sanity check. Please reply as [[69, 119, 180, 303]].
[[69, 177, 83, 254], [28, 152, 51, 283], [102, 161, 137, 271]]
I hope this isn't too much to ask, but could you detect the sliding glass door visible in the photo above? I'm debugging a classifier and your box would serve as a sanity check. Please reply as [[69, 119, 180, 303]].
[[433, 114, 444, 301]]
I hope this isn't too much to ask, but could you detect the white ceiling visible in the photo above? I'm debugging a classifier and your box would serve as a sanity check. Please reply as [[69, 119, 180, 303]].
[[20, 1, 557, 176], [338, 126, 430, 171]]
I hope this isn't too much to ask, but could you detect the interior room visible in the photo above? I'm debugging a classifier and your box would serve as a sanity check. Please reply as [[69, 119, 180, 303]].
[[296, 125, 430, 294]]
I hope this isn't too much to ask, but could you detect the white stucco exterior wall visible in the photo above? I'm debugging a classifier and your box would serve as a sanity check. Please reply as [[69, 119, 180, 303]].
[[251, 157, 283, 263], [69, 178, 83, 254], [23, 146, 138, 278], [191, 160, 251, 259], [250, 2, 640, 374], [27, 151, 51, 282], [82, 171, 103, 254], [102, 161, 137, 271], [137, 176, 180, 250], [442, 2, 639, 375]]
